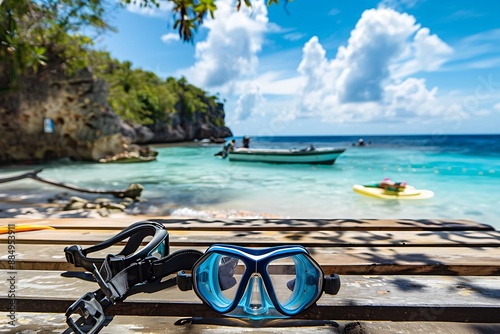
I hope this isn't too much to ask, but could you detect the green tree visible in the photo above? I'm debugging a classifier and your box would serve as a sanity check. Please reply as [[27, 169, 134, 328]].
[[89, 51, 170, 124], [0, 0, 112, 87], [1, 0, 291, 89], [123, 0, 291, 42], [89, 50, 221, 126]]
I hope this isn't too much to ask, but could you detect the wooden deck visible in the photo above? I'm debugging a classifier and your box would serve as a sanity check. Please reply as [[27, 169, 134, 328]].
[[1, 217, 500, 333]]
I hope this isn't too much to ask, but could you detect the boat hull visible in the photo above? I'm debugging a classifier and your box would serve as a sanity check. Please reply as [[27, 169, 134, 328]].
[[228, 148, 345, 165]]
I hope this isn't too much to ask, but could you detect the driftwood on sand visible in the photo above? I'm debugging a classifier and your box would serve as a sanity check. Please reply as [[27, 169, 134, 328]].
[[0, 169, 143, 198]]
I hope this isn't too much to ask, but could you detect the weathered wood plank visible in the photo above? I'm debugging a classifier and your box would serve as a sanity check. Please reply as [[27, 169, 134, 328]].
[[341, 322, 500, 334], [2, 229, 500, 247], [0, 313, 342, 333], [2, 270, 500, 322], [3, 244, 500, 276], [5, 298, 500, 323], [6, 270, 500, 306], [2, 217, 494, 231], [3, 314, 500, 334], [3, 217, 500, 329]]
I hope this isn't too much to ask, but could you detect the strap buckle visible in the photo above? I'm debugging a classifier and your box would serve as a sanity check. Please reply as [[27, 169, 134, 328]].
[[93, 264, 121, 303], [105, 254, 126, 277], [65, 292, 106, 334], [64, 245, 85, 268], [138, 256, 156, 283], [93, 256, 157, 302], [176, 270, 193, 291], [323, 274, 341, 295]]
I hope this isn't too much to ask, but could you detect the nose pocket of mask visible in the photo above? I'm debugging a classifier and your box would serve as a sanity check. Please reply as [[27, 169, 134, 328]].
[[245, 274, 268, 315], [229, 274, 281, 319]]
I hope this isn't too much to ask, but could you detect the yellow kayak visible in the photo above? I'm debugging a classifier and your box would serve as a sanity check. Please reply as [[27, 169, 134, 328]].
[[353, 184, 434, 200], [0, 225, 55, 234]]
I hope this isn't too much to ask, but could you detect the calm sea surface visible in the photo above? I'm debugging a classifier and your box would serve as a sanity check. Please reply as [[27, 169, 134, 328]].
[[1, 135, 499, 229]]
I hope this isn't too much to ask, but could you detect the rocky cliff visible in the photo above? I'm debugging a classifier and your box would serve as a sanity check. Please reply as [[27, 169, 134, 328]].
[[147, 101, 232, 143], [0, 65, 231, 163]]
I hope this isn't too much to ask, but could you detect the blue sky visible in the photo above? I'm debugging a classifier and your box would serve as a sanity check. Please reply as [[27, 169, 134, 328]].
[[98, 0, 500, 136]]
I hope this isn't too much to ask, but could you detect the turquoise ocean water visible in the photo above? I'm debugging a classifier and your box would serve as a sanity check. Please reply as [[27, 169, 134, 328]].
[[1, 135, 499, 229]]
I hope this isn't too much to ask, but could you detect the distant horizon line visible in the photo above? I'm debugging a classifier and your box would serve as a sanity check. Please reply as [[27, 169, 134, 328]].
[[230, 133, 500, 138]]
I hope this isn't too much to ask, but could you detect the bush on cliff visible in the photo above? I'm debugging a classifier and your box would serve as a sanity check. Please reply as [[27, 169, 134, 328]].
[[87, 51, 223, 130]]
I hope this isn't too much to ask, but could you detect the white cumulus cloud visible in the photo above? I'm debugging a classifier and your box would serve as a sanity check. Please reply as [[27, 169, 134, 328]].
[[293, 8, 452, 123], [161, 33, 180, 43], [234, 82, 265, 121], [186, 0, 269, 88], [394, 27, 453, 77], [383, 78, 442, 118], [335, 8, 419, 103]]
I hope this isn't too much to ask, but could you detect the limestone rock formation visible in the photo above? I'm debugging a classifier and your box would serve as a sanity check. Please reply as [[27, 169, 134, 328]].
[[0, 64, 232, 164], [120, 120, 154, 144], [0, 65, 153, 163], [147, 102, 232, 143]]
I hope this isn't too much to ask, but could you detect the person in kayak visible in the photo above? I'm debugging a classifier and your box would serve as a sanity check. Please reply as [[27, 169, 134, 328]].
[[365, 178, 407, 192]]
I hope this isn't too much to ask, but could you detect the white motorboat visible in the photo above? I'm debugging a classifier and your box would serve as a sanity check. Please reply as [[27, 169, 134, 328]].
[[227, 146, 345, 165]]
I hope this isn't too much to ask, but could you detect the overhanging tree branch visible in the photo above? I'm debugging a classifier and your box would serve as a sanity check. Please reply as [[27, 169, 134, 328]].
[[0, 168, 143, 198]]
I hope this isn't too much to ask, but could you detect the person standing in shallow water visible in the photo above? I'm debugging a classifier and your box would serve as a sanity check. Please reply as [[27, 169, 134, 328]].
[[214, 139, 235, 158], [242, 136, 250, 149], [222, 139, 235, 158]]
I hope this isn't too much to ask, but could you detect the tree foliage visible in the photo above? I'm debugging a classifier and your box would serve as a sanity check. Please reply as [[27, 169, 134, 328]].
[[89, 51, 220, 126], [0, 0, 112, 88], [123, 0, 289, 42], [1, 0, 292, 130], [1, 0, 290, 88]]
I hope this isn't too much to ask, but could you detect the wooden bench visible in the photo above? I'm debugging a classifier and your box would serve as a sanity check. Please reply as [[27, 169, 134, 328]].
[[2, 218, 500, 333]]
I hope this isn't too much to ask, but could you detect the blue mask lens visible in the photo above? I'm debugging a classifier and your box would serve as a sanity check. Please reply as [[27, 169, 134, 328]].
[[192, 245, 324, 320]]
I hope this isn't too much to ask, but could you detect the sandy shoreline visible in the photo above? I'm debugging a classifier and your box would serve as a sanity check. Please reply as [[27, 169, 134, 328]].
[[0, 186, 282, 220], [0, 164, 282, 220], [0, 161, 279, 220]]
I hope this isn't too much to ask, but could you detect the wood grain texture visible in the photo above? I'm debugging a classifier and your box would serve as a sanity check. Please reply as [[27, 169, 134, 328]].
[[2, 270, 500, 322], [3, 245, 500, 275], [2, 217, 494, 231], [2, 217, 499, 328], [3, 315, 500, 334], [3, 228, 500, 247]]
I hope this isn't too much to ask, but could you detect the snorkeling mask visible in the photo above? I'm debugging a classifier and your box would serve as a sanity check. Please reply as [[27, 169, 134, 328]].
[[178, 244, 340, 320], [63, 222, 341, 332]]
